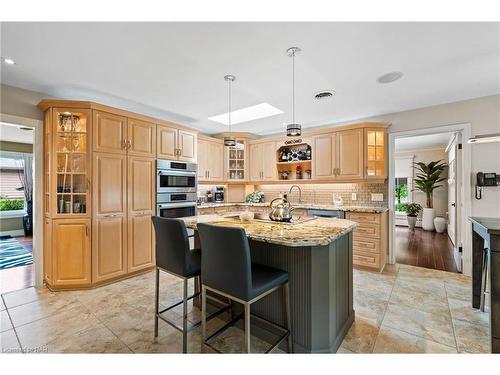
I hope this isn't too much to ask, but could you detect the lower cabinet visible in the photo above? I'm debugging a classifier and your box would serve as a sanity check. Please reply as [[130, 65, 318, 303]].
[[128, 213, 154, 272], [346, 211, 388, 272], [51, 219, 91, 287]]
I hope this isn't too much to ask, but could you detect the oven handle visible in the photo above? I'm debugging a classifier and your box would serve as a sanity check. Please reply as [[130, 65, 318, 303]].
[[157, 202, 197, 209], [157, 169, 196, 177]]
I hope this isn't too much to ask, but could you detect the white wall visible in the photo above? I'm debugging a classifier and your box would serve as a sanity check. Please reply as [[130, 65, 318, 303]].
[[395, 147, 449, 217]]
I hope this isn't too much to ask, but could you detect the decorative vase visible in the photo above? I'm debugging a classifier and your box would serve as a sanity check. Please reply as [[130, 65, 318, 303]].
[[23, 200, 33, 237], [434, 217, 447, 233], [407, 215, 417, 230], [422, 207, 436, 231]]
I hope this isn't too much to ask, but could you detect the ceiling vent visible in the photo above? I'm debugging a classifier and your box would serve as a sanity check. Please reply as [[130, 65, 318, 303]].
[[314, 90, 335, 100]]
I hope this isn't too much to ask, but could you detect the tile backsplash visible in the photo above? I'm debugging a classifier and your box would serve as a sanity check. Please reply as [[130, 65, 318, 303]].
[[255, 183, 388, 207]]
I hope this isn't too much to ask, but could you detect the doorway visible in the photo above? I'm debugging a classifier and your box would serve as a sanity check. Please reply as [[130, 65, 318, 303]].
[[388, 123, 472, 276], [0, 117, 42, 293]]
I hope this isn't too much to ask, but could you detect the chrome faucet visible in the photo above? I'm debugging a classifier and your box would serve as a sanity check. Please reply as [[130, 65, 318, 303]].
[[289, 185, 302, 204]]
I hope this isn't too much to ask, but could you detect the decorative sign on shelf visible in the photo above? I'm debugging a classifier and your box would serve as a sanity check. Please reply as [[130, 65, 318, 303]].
[[284, 138, 303, 145]]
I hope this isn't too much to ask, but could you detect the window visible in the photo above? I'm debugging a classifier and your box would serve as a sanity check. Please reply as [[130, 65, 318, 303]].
[[0, 152, 27, 215], [394, 177, 411, 212]]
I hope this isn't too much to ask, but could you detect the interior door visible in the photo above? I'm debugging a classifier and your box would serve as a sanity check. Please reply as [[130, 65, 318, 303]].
[[93, 111, 127, 154], [127, 156, 155, 272], [92, 153, 128, 282], [128, 119, 156, 157], [337, 128, 364, 179], [448, 147, 457, 247], [157, 124, 177, 160]]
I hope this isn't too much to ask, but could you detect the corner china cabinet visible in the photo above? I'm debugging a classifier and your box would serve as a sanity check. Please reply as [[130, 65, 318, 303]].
[[40, 100, 197, 289]]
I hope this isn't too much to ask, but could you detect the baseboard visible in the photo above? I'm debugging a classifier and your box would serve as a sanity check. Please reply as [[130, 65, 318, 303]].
[[0, 229, 25, 237]]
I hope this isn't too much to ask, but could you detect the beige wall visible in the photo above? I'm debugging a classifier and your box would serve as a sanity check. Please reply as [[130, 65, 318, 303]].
[[0, 84, 47, 120], [395, 147, 449, 217], [304, 94, 500, 218]]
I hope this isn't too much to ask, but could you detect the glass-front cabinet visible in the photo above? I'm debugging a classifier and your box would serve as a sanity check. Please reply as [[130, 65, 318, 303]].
[[225, 138, 247, 180], [365, 128, 386, 179], [51, 108, 91, 217]]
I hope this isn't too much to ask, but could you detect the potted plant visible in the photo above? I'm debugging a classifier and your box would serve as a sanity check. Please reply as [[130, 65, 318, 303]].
[[402, 202, 422, 230], [413, 160, 447, 231]]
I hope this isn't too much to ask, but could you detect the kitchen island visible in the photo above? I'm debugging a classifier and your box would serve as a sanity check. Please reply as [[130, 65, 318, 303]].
[[183, 214, 358, 353]]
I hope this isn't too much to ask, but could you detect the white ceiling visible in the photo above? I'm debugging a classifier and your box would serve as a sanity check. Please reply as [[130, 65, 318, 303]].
[[1, 22, 499, 135], [395, 132, 453, 152], [0, 123, 34, 144]]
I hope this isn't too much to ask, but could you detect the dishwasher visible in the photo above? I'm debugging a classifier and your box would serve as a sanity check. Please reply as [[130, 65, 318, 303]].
[[307, 209, 345, 219]]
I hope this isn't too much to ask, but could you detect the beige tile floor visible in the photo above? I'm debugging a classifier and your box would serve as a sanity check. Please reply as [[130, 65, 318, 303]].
[[0, 264, 490, 354]]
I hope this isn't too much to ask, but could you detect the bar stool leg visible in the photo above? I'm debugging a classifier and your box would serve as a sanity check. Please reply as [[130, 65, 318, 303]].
[[154, 268, 160, 338], [283, 282, 293, 353], [182, 278, 188, 353], [201, 285, 207, 352], [244, 303, 251, 353]]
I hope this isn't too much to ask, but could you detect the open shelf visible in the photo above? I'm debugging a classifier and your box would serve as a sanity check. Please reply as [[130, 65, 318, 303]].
[[276, 160, 312, 166]]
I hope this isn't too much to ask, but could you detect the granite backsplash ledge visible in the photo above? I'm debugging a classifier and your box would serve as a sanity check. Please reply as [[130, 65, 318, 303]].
[[255, 183, 388, 207]]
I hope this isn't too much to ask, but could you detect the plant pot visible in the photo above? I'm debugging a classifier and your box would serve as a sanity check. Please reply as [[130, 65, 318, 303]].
[[407, 215, 417, 230], [422, 207, 436, 231], [23, 200, 33, 237], [434, 217, 447, 233]]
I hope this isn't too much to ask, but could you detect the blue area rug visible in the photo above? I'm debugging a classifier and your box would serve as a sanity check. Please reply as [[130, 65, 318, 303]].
[[0, 237, 33, 270]]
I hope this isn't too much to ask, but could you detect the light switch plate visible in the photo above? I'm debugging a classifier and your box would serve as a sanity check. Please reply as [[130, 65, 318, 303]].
[[371, 193, 384, 202], [351, 193, 357, 201]]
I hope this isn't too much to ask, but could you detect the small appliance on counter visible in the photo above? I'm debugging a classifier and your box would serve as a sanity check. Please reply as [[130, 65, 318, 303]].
[[214, 186, 225, 202], [206, 189, 213, 203]]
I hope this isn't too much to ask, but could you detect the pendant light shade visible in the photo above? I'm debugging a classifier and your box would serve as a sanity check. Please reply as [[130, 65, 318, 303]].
[[223, 74, 237, 147], [285, 47, 301, 137]]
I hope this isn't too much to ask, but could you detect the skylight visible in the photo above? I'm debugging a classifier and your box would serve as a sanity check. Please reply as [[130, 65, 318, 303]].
[[208, 103, 283, 125]]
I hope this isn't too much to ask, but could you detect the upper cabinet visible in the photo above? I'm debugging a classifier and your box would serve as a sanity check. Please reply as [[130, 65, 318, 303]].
[[365, 128, 387, 179], [336, 128, 364, 179], [225, 138, 247, 181], [249, 141, 276, 181], [312, 126, 386, 181], [93, 111, 127, 154], [93, 111, 156, 158], [127, 119, 156, 157], [157, 124, 197, 162], [52, 108, 91, 217], [198, 137, 224, 181]]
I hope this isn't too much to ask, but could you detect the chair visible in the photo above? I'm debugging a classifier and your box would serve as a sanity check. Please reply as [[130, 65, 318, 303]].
[[197, 222, 293, 353], [151, 217, 229, 353]]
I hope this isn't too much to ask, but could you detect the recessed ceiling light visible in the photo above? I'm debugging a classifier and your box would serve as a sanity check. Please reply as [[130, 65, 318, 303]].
[[208, 103, 283, 125], [314, 90, 335, 100], [377, 71, 403, 84], [1, 57, 16, 65]]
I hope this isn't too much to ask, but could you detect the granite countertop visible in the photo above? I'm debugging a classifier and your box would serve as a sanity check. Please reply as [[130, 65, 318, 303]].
[[197, 202, 388, 214], [182, 214, 358, 247]]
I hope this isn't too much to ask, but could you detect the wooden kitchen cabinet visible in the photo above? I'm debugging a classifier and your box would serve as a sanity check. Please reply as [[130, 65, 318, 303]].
[[365, 128, 387, 179], [336, 128, 364, 179], [127, 156, 155, 272], [198, 137, 224, 181], [313, 133, 335, 179], [157, 124, 197, 162], [93, 110, 127, 154], [52, 219, 91, 287], [127, 118, 156, 157], [347, 211, 388, 272], [92, 153, 128, 283], [249, 141, 276, 181]]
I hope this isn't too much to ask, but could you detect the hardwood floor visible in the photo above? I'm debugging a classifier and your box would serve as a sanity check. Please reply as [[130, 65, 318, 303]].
[[0, 236, 35, 294], [394, 226, 459, 273]]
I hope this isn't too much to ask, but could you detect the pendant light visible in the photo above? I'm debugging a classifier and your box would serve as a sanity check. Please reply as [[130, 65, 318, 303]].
[[223, 74, 237, 147], [285, 47, 301, 137]]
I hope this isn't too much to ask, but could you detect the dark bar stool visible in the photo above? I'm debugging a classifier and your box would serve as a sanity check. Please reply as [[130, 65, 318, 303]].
[[197, 223, 293, 354], [151, 217, 229, 353]]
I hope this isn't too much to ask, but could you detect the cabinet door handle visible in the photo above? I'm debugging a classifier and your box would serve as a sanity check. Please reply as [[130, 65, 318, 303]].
[[128, 140, 132, 150], [86, 225, 89, 236], [122, 139, 127, 149]]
